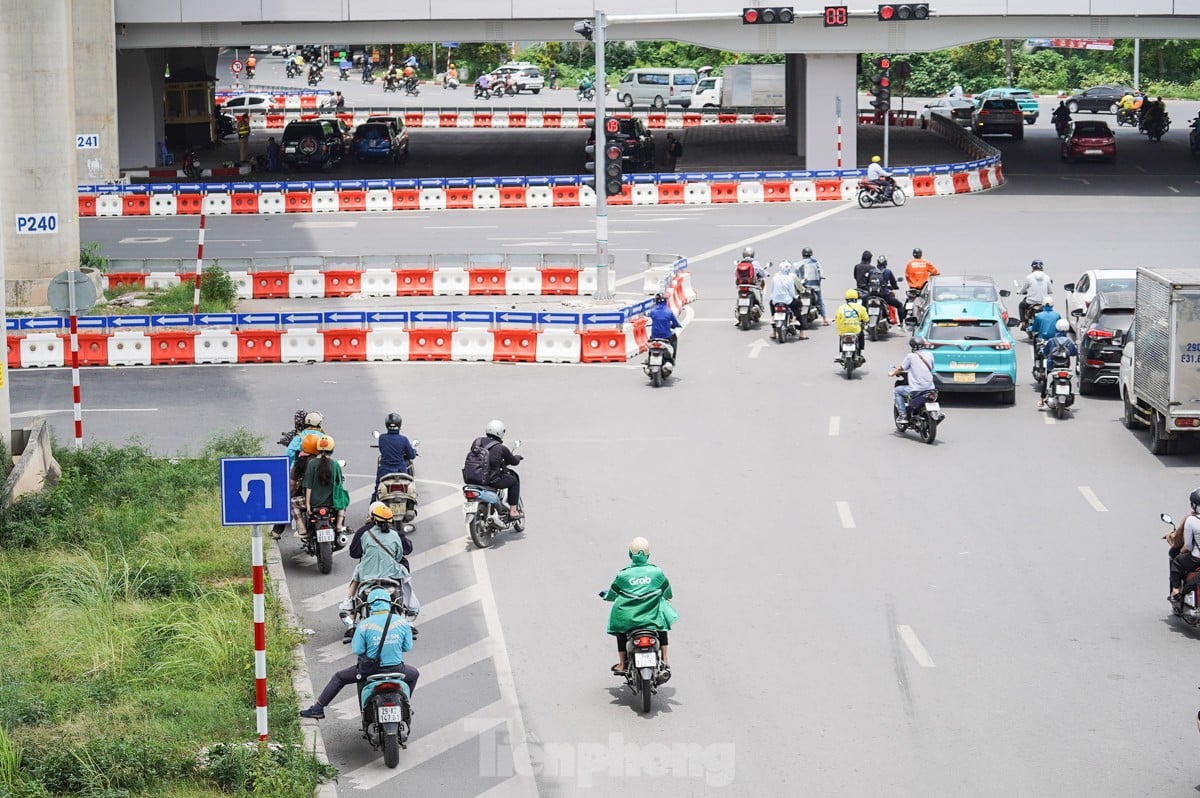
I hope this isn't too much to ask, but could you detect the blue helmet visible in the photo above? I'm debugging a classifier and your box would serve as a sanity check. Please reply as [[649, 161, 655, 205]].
[[367, 588, 392, 611]]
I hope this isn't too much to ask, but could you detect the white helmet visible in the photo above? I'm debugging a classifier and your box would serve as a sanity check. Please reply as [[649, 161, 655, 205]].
[[741, 246, 755, 259], [1043, 296, 1054, 307], [485, 419, 506, 439], [304, 411, 324, 427], [1055, 319, 1070, 333], [629, 536, 650, 557], [778, 260, 792, 274]]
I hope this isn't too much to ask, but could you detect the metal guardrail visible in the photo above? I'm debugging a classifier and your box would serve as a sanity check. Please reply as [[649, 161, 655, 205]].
[[926, 113, 1003, 161], [100, 252, 597, 274]]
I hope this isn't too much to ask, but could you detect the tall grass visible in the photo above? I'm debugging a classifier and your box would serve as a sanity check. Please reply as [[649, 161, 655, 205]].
[[0, 431, 332, 797]]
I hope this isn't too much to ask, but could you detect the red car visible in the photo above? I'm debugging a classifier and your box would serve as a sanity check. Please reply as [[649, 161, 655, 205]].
[[1061, 120, 1117, 163]]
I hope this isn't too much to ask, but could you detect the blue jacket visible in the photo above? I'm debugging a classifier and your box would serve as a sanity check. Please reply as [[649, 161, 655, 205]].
[[352, 609, 412, 667], [377, 432, 417, 475], [286, 428, 322, 467], [1030, 308, 1062, 342], [649, 304, 680, 339], [1043, 334, 1078, 365]]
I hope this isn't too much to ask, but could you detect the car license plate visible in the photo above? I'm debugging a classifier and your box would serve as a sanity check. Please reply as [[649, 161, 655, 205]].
[[316, 528, 334, 542], [738, 298, 751, 309], [1084, 149, 1102, 155], [842, 343, 856, 352], [953, 372, 975, 383], [925, 402, 940, 412], [1055, 384, 1071, 395], [377, 705, 403, 723], [634, 652, 657, 668]]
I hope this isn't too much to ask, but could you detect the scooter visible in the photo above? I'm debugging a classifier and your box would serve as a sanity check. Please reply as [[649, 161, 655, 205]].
[[304, 505, 349, 575], [771, 302, 798, 344], [836, 333, 864, 379], [372, 431, 420, 522], [577, 79, 596, 102], [1164, 513, 1200, 627], [474, 82, 491, 100], [602, 624, 669, 714], [903, 287, 920, 328], [856, 178, 906, 209], [286, 62, 301, 79], [893, 377, 942, 444], [339, 67, 351, 81], [735, 283, 764, 330], [383, 76, 400, 93], [643, 338, 675, 388], [795, 284, 821, 329], [245, 66, 256, 80], [1190, 118, 1200, 155], [339, 575, 419, 642], [362, 69, 377, 85], [1042, 352, 1075, 420], [442, 75, 459, 90], [403, 76, 420, 97], [1116, 107, 1138, 127], [182, 149, 202, 179], [352, 598, 415, 768], [864, 292, 890, 342], [462, 441, 525, 549]]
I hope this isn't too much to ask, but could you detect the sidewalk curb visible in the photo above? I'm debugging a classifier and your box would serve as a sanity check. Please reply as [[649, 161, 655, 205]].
[[265, 539, 340, 798]]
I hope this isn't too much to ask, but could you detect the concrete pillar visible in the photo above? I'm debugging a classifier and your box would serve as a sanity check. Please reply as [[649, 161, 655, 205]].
[[788, 54, 806, 160], [117, 49, 167, 169], [73, 0, 119, 183], [803, 54, 858, 172], [0, 1, 79, 307]]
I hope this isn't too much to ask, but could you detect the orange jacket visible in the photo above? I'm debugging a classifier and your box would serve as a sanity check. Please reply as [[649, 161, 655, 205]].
[[905, 258, 939, 290]]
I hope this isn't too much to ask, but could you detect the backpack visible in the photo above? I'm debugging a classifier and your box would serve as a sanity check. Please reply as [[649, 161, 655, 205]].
[[462, 437, 499, 484], [735, 260, 756, 285]]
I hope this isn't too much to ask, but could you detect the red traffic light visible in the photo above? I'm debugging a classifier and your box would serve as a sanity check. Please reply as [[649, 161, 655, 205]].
[[605, 144, 623, 163], [743, 6, 794, 24], [742, 8, 759, 23], [604, 117, 620, 135], [877, 3, 928, 21], [873, 76, 890, 89]]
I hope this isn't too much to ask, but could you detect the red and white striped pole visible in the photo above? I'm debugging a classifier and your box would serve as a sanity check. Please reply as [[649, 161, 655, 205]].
[[192, 213, 206, 315], [835, 95, 843, 169], [251, 524, 269, 741], [67, 273, 82, 449]]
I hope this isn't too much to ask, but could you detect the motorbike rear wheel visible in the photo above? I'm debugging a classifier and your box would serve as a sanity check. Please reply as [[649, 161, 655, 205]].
[[843, 360, 856, 380], [651, 369, 663, 388], [469, 503, 495, 548], [739, 313, 750, 331], [639, 674, 653, 714], [919, 416, 937, 444], [383, 730, 400, 768], [317, 540, 333, 574], [1054, 402, 1066, 420]]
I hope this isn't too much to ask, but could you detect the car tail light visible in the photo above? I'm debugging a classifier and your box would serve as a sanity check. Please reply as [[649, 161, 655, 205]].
[[1013, 110, 1022, 117], [634, 636, 655, 648], [1174, 418, 1200, 428], [991, 342, 1012, 350], [1087, 329, 1114, 340], [1086, 359, 1105, 367], [979, 110, 990, 116]]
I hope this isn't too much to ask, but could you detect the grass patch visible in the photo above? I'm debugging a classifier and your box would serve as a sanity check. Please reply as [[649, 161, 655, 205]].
[[101, 266, 239, 315], [0, 431, 334, 797]]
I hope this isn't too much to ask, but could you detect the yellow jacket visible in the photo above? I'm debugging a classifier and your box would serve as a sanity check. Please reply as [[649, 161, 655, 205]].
[[834, 302, 868, 334]]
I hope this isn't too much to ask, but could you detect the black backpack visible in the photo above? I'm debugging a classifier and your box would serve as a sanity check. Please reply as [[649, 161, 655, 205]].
[[462, 437, 499, 484]]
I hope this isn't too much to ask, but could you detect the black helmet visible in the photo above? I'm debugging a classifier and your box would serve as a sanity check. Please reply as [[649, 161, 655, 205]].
[[802, 247, 813, 258], [909, 336, 927, 351], [385, 412, 402, 430], [1031, 259, 1044, 271], [912, 248, 922, 258], [1191, 488, 1200, 510], [876, 255, 888, 268], [654, 292, 667, 304], [861, 250, 873, 263]]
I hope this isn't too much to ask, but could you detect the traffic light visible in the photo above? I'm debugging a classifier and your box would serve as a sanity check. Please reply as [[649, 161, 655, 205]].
[[877, 3, 929, 21], [869, 56, 891, 112], [742, 7, 795, 24], [604, 140, 624, 196]]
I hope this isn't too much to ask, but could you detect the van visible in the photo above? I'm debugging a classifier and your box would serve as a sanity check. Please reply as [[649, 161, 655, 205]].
[[692, 76, 723, 108], [615, 68, 698, 109]]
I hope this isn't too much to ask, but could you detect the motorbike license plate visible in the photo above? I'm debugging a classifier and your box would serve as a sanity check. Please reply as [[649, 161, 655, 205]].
[[649, 353, 662, 365], [634, 652, 657, 668], [738, 298, 751, 309], [953, 372, 976, 384], [842, 344, 857, 352], [925, 402, 940, 412], [773, 313, 786, 322], [377, 705, 403, 723], [316, 528, 335, 543], [869, 309, 880, 319], [1055, 384, 1071, 395]]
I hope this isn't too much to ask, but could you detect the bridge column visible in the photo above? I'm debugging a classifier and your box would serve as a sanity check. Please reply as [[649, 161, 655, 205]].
[[803, 53, 858, 171], [117, 49, 167, 169], [74, 0, 119, 183], [0, 0, 80, 308]]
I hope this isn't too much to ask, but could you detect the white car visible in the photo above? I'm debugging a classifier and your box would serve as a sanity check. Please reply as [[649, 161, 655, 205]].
[[488, 63, 544, 94], [918, 98, 975, 129], [220, 93, 274, 115], [1062, 269, 1137, 333]]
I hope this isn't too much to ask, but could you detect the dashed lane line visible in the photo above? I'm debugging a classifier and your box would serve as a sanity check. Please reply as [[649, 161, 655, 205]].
[[897, 625, 937, 668], [828, 416, 840, 436], [836, 501, 855, 529], [1079, 486, 1108, 512]]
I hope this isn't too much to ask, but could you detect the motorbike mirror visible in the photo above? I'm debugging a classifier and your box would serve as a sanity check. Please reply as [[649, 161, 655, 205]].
[[512, 439, 522, 449], [1162, 513, 1175, 525], [999, 289, 1011, 297], [411, 438, 420, 447], [337, 459, 346, 468], [372, 430, 381, 439]]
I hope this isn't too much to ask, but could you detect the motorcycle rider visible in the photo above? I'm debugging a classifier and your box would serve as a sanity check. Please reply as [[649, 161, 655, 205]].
[[797, 247, 829, 325], [1029, 296, 1062, 346], [1017, 259, 1053, 327], [468, 420, 524, 521], [385, 64, 399, 90], [603, 537, 677, 680], [853, 250, 875, 292], [375, 413, 418, 502], [286, 411, 325, 538], [1051, 101, 1071, 135], [888, 336, 936, 422], [361, 60, 374, 83], [770, 262, 808, 340], [648, 292, 681, 361], [340, 502, 415, 612], [734, 246, 768, 323], [301, 587, 419, 719], [304, 434, 347, 532], [475, 73, 491, 97], [1142, 96, 1166, 135], [1037, 319, 1078, 410], [905, 248, 939, 291], [870, 255, 906, 325], [866, 155, 894, 200], [834, 289, 869, 362], [1169, 490, 1200, 605]]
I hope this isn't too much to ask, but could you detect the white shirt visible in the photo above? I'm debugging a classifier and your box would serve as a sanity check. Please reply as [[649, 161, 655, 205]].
[[867, 162, 889, 181], [771, 272, 798, 304], [901, 351, 935, 392], [1020, 272, 1053, 303]]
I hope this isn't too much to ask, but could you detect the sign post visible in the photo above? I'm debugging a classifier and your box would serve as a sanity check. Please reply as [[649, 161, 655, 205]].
[[48, 270, 97, 449], [220, 456, 291, 742]]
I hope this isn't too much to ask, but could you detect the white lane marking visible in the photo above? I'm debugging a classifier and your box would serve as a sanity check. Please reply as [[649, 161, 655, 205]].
[[828, 416, 840, 436], [897, 625, 936, 668], [1135, 164, 1146, 173], [615, 272, 643, 287], [204, 238, 262, 243], [425, 225, 499, 229], [343, 700, 509, 791], [415, 583, 482, 625], [717, 224, 779, 228], [292, 220, 357, 228], [258, 249, 335, 254], [836, 501, 855, 529], [135, 227, 195, 232], [687, 202, 855, 266], [12, 407, 157, 418], [1079, 486, 1108, 512], [1168, 185, 1180, 193], [408, 537, 469, 572], [748, 338, 768, 359], [302, 584, 351, 615], [118, 236, 171, 244]]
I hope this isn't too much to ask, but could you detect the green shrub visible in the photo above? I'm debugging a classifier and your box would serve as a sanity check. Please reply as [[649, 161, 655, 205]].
[[199, 743, 335, 796], [80, 242, 107, 273], [198, 267, 237, 310], [21, 736, 191, 796]]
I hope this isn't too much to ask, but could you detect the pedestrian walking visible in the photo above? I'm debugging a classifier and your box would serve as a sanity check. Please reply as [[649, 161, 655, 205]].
[[664, 132, 683, 172]]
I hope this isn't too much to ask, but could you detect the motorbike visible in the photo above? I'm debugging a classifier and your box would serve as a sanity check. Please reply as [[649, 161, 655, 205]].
[[372, 431, 420, 522], [1054, 114, 1070, 138], [340, 575, 419, 642], [856, 178, 906, 209], [1015, 285, 1043, 342], [578, 80, 596, 102], [1042, 351, 1075, 420], [795, 284, 821, 329], [1163, 513, 1200, 628], [345, 592, 415, 768], [1141, 113, 1169, 141], [286, 62, 301, 79], [404, 76, 420, 97], [182, 149, 201, 179], [893, 376, 943, 444], [1190, 119, 1200, 154], [383, 76, 400, 93], [1116, 107, 1138, 127], [245, 66, 255, 80], [474, 83, 491, 100], [771, 302, 798, 344], [735, 282, 764, 330], [307, 70, 323, 87], [864, 292, 890, 342], [443, 75, 459, 90], [837, 333, 864, 379], [491, 81, 515, 98], [304, 505, 349, 574], [339, 67, 350, 81], [903, 288, 920, 328], [462, 441, 524, 549], [610, 626, 668, 714], [362, 70, 377, 85], [643, 338, 675, 387], [216, 113, 234, 139]]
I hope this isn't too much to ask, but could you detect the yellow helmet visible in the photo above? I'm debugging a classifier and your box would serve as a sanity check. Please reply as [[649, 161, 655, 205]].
[[316, 434, 335, 453], [845, 289, 859, 300], [369, 501, 394, 522], [871, 155, 881, 163]]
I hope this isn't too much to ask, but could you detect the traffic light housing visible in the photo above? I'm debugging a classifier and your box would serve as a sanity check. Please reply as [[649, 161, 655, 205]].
[[869, 56, 891, 112], [604, 140, 624, 196], [877, 3, 929, 21], [742, 7, 795, 24]]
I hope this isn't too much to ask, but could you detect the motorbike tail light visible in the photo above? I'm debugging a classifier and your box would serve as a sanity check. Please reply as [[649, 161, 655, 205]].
[[1056, 371, 1071, 379], [739, 287, 750, 296], [376, 682, 402, 692], [387, 485, 404, 493], [1175, 418, 1200, 428], [1086, 328, 1114, 340], [634, 636, 655, 648], [463, 488, 480, 500]]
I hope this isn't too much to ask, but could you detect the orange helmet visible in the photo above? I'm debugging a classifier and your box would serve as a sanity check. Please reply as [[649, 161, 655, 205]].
[[316, 434, 335, 453], [300, 432, 321, 455]]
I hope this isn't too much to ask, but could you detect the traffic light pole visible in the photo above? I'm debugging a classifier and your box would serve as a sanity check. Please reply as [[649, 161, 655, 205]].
[[591, 10, 612, 301]]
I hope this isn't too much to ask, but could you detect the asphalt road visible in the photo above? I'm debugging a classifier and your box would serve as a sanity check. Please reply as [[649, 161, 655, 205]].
[[19, 162, 1200, 795]]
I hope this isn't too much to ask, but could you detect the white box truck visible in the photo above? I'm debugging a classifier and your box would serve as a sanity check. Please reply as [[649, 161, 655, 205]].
[[719, 64, 784, 108], [1118, 268, 1200, 454]]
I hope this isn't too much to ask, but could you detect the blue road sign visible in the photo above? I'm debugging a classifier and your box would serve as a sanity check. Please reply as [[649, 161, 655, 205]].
[[19, 317, 65, 331], [220, 456, 291, 526], [108, 315, 150, 329], [151, 314, 194, 327], [322, 311, 366, 325], [281, 312, 323, 325], [582, 312, 626, 325], [409, 310, 452, 324], [237, 313, 281, 326], [5, 319, 16, 332], [77, 316, 108, 330], [495, 311, 536, 325], [453, 310, 495, 324], [537, 312, 580, 325], [195, 313, 238, 326], [368, 311, 409, 324]]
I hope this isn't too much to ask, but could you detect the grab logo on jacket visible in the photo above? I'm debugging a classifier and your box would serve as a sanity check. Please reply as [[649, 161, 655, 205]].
[[628, 576, 652, 586]]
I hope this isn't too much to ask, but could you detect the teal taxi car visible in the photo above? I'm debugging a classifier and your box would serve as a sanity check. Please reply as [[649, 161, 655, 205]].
[[917, 299, 1021, 405]]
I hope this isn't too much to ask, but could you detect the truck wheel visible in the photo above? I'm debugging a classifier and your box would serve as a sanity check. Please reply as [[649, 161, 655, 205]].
[[1151, 411, 1174, 455], [1122, 391, 1142, 429]]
